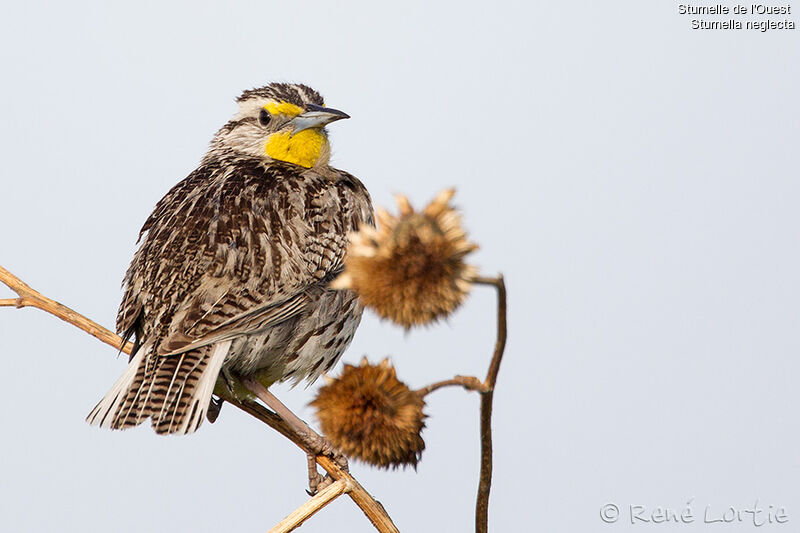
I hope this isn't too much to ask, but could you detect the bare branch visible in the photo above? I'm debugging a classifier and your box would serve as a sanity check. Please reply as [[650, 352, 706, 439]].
[[0, 264, 399, 533], [268, 478, 351, 533], [415, 375, 488, 397], [0, 265, 133, 353], [2, 262, 506, 533], [410, 274, 508, 533], [227, 398, 400, 533], [473, 276, 508, 390], [473, 275, 507, 533]]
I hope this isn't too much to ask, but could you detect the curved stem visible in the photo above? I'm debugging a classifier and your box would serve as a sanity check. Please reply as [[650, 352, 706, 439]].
[[416, 375, 488, 397], [473, 275, 508, 390], [0, 265, 133, 353], [228, 398, 399, 533], [0, 264, 398, 533], [269, 478, 351, 533], [473, 275, 507, 533], [412, 274, 508, 533]]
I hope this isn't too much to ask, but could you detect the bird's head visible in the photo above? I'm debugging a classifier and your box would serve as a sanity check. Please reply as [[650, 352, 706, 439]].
[[208, 83, 349, 169]]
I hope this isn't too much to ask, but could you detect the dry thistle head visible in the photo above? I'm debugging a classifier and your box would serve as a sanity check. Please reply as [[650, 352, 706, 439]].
[[311, 358, 426, 469], [332, 188, 478, 328]]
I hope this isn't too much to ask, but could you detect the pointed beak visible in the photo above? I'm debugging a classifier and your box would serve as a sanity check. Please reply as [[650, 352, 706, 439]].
[[290, 104, 350, 135]]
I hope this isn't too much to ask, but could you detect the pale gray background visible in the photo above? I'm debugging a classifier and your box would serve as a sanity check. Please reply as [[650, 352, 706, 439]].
[[0, 1, 798, 531]]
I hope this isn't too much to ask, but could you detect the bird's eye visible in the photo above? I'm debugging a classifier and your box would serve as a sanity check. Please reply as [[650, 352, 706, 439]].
[[259, 109, 271, 127]]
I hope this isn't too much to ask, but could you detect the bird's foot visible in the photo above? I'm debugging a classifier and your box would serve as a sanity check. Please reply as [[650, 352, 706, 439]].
[[239, 376, 350, 492], [303, 432, 349, 471], [306, 453, 335, 495], [306, 448, 347, 495], [300, 427, 349, 496]]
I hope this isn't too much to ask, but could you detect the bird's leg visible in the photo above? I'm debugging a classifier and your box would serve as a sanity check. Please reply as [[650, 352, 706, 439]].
[[241, 377, 349, 472], [216, 373, 334, 494], [305, 452, 337, 496], [306, 452, 322, 495], [305, 452, 339, 495], [243, 376, 347, 495]]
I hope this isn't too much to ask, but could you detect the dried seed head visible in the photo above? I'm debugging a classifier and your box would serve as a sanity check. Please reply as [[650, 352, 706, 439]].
[[311, 358, 426, 469], [332, 189, 478, 328]]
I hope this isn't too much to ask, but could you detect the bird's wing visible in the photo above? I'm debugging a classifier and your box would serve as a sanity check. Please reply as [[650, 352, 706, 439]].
[[155, 291, 311, 356], [117, 161, 372, 357]]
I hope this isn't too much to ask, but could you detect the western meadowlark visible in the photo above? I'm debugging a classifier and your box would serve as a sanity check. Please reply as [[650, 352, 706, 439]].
[[87, 83, 373, 437]]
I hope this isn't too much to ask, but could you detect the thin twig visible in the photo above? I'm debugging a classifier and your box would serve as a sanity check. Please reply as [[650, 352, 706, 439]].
[[0, 264, 399, 533], [410, 274, 507, 533], [474, 276, 507, 390], [415, 375, 488, 397], [227, 398, 399, 533], [0, 265, 133, 353], [268, 478, 351, 533], [472, 275, 507, 533]]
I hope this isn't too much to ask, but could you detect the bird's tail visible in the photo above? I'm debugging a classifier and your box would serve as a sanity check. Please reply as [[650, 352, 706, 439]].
[[86, 340, 232, 435]]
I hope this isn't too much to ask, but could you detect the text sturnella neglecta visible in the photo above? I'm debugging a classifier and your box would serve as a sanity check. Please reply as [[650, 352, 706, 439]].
[[87, 83, 373, 436]]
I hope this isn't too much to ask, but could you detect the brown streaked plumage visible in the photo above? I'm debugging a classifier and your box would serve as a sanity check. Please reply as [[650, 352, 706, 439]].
[[87, 83, 373, 435]]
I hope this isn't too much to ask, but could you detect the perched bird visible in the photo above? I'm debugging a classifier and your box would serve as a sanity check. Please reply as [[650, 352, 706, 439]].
[[87, 83, 373, 436]]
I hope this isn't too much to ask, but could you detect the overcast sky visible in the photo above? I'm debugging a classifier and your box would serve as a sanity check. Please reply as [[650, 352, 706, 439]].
[[1, 1, 798, 531]]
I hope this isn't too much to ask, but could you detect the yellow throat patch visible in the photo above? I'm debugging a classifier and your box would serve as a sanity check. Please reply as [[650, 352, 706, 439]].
[[265, 129, 327, 169]]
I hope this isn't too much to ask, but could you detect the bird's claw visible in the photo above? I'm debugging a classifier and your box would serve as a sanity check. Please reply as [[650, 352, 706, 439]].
[[305, 434, 349, 472], [305, 440, 349, 495]]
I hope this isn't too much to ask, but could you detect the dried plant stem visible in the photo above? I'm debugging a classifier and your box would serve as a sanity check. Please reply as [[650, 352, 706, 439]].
[[473, 275, 507, 533], [0, 264, 398, 533], [268, 478, 351, 533], [416, 275, 507, 533], [241, 377, 338, 459], [415, 375, 488, 397], [224, 398, 399, 533], [0, 265, 134, 353]]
